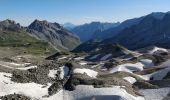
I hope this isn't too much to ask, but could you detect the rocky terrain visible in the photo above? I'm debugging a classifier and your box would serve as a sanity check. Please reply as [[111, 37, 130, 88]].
[[28, 20, 80, 51], [0, 43, 170, 100]]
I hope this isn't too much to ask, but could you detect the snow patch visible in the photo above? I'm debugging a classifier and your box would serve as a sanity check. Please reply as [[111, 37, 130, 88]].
[[100, 54, 112, 61], [0, 72, 49, 99], [43, 90, 64, 100], [149, 47, 168, 54], [0, 61, 37, 70], [136, 74, 152, 81], [73, 68, 98, 78], [79, 62, 87, 65], [138, 60, 170, 80], [74, 57, 84, 60], [9, 62, 30, 66], [139, 88, 170, 100], [48, 69, 58, 78], [58, 56, 67, 60], [62, 85, 144, 100], [16, 65, 37, 70], [60, 66, 70, 79], [151, 67, 170, 80], [123, 77, 136, 84], [89, 54, 100, 60], [140, 59, 154, 68], [110, 62, 144, 73]]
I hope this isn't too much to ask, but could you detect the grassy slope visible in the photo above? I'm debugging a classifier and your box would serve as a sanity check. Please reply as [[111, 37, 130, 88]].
[[0, 30, 56, 55]]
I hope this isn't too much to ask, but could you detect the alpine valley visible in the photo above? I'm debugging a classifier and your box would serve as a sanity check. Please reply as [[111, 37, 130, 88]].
[[1, 11, 170, 100]]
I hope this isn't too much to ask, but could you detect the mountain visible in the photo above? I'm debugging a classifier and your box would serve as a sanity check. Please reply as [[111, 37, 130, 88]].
[[102, 12, 170, 49], [92, 12, 166, 40], [63, 23, 76, 30], [71, 22, 120, 42], [27, 20, 80, 51], [0, 19, 55, 55], [73, 12, 169, 52]]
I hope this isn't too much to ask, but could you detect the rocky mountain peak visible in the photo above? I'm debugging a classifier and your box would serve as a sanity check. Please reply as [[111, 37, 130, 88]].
[[27, 20, 80, 51], [28, 19, 63, 33], [0, 19, 21, 31], [2, 19, 16, 24]]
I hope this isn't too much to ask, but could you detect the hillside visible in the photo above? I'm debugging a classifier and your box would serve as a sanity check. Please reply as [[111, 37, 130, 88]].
[[0, 19, 55, 56], [103, 12, 170, 49]]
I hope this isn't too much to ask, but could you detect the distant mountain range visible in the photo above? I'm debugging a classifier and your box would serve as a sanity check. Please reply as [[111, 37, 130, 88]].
[[104, 12, 170, 49], [92, 12, 166, 41], [70, 22, 120, 42], [73, 11, 170, 52], [2, 11, 170, 54], [63, 23, 77, 30]]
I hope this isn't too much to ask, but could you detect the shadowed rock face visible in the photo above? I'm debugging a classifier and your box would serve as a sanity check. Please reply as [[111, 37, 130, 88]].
[[28, 20, 80, 51]]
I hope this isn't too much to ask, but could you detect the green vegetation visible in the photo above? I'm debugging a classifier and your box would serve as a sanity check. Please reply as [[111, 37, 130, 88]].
[[0, 30, 56, 55]]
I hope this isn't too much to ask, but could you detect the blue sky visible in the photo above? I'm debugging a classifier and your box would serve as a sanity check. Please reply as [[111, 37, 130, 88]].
[[0, 0, 170, 26]]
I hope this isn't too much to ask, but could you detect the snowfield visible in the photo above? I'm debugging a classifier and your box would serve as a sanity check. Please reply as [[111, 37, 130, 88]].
[[62, 85, 144, 100], [160, 59, 170, 68], [73, 68, 98, 78], [43, 90, 64, 100], [137, 60, 170, 80], [0, 72, 49, 99], [110, 62, 144, 73], [139, 88, 170, 100], [151, 67, 170, 80], [0, 72, 144, 100]]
